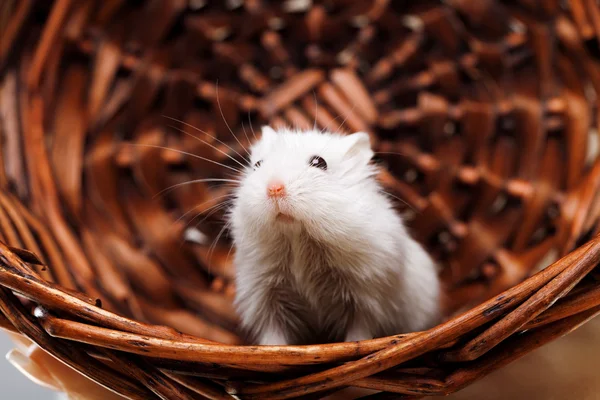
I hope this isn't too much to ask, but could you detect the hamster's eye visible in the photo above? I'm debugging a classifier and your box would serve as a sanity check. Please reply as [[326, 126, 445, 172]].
[[309, 155, 327, 170], [253, 160, 263, 170]]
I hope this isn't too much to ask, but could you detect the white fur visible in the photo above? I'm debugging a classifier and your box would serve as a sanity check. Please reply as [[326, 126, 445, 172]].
[[230, 128, 440, 345]]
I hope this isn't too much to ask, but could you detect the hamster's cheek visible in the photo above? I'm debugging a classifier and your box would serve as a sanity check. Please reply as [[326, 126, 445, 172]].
[[288, 190, 337, 224], [235, 182, 272, 225]]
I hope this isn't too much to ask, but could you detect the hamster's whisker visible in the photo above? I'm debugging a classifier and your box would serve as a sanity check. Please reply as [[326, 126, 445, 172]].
[[247, 111, 258, 141], [176, 200, 233, 251], [166, 124, 248, 169], [381, 190, 416, 212], [334, 101, 357, 133], [225, 242, 235, 264], [207, 221, 230, 266], [190, 200, 234, 229], [176, 199, 232, 250], [173, 194, 233, 227], [240, 120, 252, 148], [216, 81, 252, 158], [313, 90, 319, 131], [128, 143, 243, 174], [153, 179, 240, 199], [375, 151, 408, 158], [162, 115, 250, 164], [223, 170, 247, 182]]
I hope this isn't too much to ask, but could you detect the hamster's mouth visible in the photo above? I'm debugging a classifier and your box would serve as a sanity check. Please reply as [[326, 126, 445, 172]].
[[276, 212, 295, 223]]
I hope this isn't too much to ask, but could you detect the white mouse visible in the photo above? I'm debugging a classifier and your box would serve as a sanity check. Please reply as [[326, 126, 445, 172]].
[[229, 127, 440, 345]]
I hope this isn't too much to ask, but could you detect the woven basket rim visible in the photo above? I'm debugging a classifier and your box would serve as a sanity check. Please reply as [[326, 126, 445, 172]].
[[0, 233, 599, 398]]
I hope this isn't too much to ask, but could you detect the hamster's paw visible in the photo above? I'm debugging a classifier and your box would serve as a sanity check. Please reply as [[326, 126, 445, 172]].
[[344, 323, 373, 342], [258, 329, 289, 346]]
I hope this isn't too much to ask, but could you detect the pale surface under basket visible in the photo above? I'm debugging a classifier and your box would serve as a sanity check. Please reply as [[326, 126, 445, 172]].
[[1, 0, 600, 399]]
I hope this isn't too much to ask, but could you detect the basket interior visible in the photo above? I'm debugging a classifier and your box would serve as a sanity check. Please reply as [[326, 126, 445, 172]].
[[2, 0, 600, 346]]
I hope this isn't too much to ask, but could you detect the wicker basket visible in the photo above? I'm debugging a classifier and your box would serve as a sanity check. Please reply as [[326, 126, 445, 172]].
[[1, 0, 600, 398]]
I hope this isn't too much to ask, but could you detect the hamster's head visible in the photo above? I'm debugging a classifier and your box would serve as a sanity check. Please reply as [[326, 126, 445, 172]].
[[230, 127, 377, 239]]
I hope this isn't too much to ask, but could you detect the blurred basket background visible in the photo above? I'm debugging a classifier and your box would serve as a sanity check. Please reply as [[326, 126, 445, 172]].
[[1, 0, 600, 399]]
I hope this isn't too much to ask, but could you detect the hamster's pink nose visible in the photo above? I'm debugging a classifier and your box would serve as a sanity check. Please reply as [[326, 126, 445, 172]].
[[267, 180, 286, 198]]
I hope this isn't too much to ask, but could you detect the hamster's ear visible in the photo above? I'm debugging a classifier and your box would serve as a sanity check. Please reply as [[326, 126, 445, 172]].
[[341, 132, 373, 165], [260, 126, 277, 145]]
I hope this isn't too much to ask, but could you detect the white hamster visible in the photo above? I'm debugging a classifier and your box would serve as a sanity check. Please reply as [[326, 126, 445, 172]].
[[230, 127, 440, 345]]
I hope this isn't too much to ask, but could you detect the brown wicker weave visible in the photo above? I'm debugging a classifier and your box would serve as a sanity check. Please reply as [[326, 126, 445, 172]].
[[1, 0, 600, 398]]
